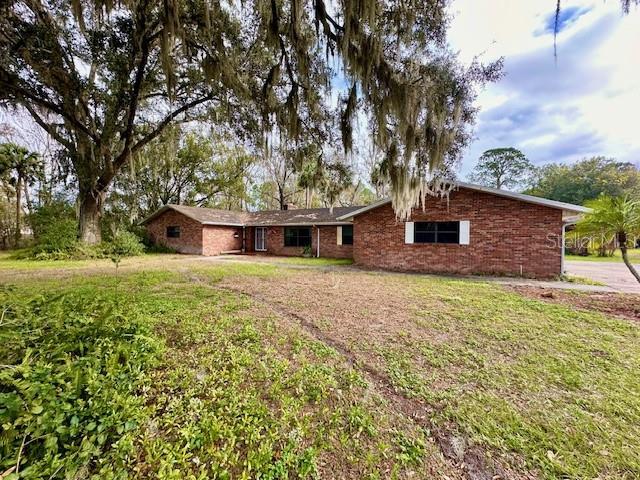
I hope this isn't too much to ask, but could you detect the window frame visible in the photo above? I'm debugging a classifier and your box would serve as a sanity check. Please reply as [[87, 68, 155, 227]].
[[413, 221, 460, 244], [166, 225, 181, 238], [341, 225, 353, 245], [284, 227, 312, 247]]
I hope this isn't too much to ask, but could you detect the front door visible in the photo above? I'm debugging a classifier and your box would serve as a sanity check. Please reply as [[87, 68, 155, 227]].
[[255, 227, 267, 251]]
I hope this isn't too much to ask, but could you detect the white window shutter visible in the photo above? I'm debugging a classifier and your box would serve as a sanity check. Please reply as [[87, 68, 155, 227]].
[[405, 222, 414, 244], [459, 220, 470, 245], [337, 226, 342, 245]]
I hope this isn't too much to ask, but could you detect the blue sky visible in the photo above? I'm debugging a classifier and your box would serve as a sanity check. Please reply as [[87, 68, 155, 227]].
[[447, 0, 640, 178]]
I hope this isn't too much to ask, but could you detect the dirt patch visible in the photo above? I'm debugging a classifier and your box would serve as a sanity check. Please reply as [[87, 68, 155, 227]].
[[216, 269, 533, 479], [507, 285, 640, 323]]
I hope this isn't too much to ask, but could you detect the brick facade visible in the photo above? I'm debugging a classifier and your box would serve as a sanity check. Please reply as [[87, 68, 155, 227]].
[[202, 225, 243, 256], [146, 209, 203, 255], [244, 225, 353, 258], [145, 189, 567, 278], [317, 226, 353, 259], [145, 210, 242, 256], [352, 187, 563, 278]]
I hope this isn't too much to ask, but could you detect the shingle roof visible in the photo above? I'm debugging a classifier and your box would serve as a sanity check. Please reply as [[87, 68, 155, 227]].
[[336, 182, 590, 221], [142, 181, 590, 228], [139, 204, 249, 226], [246, 206, 362, 226], [139, 204, 363, 227]]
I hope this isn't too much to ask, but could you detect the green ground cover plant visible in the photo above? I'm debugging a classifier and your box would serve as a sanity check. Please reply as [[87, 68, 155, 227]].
[[1, 263, 442, 479]]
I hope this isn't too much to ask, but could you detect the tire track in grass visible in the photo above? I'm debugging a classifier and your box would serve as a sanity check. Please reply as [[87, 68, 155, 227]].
[[212, 279, 525, 480]]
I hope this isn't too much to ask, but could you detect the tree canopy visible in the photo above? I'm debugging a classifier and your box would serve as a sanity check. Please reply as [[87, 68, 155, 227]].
[[0, 142, 42, 245], [468, 147, 532, 190], [526, 157, 640, 205], [0, 0, 500, 243]]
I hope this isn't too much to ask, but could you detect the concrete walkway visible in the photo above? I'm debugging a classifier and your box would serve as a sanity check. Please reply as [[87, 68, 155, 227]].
[[565, 260, 640, 294]]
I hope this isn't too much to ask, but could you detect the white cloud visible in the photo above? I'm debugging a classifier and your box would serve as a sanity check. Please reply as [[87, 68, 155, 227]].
[[447, 0, 640, 177]]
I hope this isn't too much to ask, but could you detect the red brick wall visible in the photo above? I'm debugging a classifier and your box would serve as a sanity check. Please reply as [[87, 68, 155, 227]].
[[318, 226, 353, 259], [353, 188, 563, 278], [146, 210, 242, 256], [245, 225, 353, 259], [244, 226, 254, 253], [145, 210, 203, 255], [264, 226, 311, 256], [202, 225, 243, 256]]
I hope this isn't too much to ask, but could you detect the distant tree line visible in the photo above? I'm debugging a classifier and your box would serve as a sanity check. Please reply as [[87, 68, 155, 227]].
[[469, 149, 640, 206], [524, 157, 640, 205]]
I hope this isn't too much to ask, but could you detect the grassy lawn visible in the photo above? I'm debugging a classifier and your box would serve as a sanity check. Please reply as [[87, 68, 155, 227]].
[[566, 248, 640, 263], [1, 257, 639, 479], [0, 250, 99, 269], [244, 256, 353, 266], [559, 274, 606, 286]]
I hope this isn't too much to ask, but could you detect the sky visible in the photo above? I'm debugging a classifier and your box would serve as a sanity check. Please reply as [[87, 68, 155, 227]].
[[447, 0, 640, 178]]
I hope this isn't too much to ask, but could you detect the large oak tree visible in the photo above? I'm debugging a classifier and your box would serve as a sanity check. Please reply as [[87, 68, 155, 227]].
[[1, 0, 500, 243]]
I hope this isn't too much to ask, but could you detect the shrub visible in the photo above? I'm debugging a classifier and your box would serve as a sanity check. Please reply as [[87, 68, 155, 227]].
[[28, 201, 76, 240], [32, 218, 78, 255], [102, 230, 145, 258], [144, 243, 176, 254], [22, 225, 145, 261], [25, 202, 78, 258]]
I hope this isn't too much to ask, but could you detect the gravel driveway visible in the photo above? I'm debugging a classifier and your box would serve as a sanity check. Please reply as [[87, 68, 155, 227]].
[[566, 260, 640, 294]]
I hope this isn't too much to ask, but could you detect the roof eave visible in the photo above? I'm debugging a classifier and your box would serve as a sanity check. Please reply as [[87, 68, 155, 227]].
[[139, 205, 247, 227], [246, 221, 353, 227], [202, 221, 246, 227], [455, 182, 591, 214], [138, 205, 172, 226], [336, 198, 391, 220]]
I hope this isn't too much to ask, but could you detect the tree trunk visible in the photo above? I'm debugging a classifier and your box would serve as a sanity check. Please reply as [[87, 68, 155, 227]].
[[23, 182, 33, 216], [618, 232, 640, 284], [78, 188, 106, 244], [14, 176, 22, 247], [278, 184, 286, 210]]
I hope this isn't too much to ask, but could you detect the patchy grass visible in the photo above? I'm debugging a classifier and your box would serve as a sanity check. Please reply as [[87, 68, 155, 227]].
[[0, 249, 101, 269], [214, 268, 640, 479], [1, 262, 450, 479], [400, 277, 640, 478], [252, 256, 354, 266], [507, 286, 640, 324], [566, 248, 640, 263], [3, 260, 639, 479], [559, 274, 606, 286]]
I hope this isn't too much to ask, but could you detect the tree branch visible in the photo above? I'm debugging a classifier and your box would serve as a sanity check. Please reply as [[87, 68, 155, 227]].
[[97, 94, 215, 191], [117, 31, 152, 170], [0, 72, 99, 143], [313, 0, 343, 43], [22, 103, 73, 150], [129, 95, 215, 158]]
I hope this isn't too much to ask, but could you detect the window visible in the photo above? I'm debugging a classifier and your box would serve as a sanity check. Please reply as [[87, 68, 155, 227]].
[[284, 227, 312, 247], [414, 222, 459, 244], [166, 226, 180, 238], [342, 225, 353, 245]]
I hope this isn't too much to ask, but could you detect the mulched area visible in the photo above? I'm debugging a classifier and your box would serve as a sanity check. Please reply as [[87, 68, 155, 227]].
[[506, 286, 640, 323]]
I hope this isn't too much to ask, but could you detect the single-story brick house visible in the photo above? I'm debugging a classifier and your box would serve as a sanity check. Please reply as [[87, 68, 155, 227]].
[[141, 182, 589, 278]]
